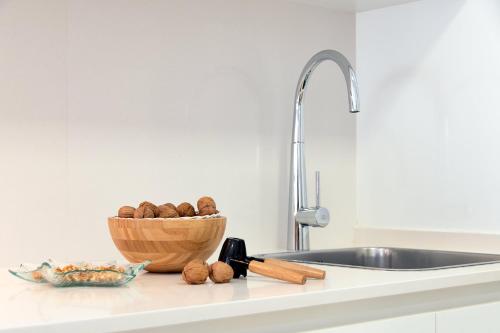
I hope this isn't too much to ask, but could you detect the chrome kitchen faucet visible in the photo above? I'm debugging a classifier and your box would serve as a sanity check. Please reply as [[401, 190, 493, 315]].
[[288, 50, 360, 251]]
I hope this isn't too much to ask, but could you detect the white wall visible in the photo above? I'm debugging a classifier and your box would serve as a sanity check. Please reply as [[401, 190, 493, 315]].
[[357, 0, 500, 232], [0, 0, 356, 266]]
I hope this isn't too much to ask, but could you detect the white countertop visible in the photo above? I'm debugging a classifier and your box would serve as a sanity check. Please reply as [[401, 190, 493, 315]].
[[3, 263, 500, 333]]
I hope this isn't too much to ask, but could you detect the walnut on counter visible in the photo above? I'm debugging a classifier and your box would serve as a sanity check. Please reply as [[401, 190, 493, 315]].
[[209, 261, 233, 283], [182, 259, 209, 284]]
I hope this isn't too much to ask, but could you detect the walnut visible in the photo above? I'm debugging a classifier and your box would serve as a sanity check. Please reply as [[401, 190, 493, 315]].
[[142, 206, 155, 218], [176, 202, 195, 217], [53, 264, 125, 284], [31, 271, 44, 281], [182, 260, 209, 284], [139, 201, 160, 217], [118, 206, 135, 218], [197, 196, 216, 211], [198, 206, 219, 216], [162, 203, 177, 211], [134, 205, 155, 218], [158, 204, 179, 218], [209, 261, 233, 283]]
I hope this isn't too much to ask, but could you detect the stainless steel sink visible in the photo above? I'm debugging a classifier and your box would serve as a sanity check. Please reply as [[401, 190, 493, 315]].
[[259, 247, 500, 271]]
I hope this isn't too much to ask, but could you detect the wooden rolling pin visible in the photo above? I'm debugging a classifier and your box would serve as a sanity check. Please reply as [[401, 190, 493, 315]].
[[261, 258, 326, 279]]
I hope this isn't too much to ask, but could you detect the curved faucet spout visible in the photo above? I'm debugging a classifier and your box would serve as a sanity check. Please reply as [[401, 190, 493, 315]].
[[288, 49, 360, 251], [293, 49, 360, 144]]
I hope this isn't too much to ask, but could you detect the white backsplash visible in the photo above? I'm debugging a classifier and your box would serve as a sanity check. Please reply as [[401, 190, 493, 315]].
[[357, 0, 500, 232], [0, 0, 356, 265]]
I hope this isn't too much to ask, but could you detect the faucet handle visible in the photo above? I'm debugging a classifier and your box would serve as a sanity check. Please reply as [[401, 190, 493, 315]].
[[315, 171, 320, 208], [295, 171, 330, 227], [295, 207, 330, 228], [296, 170, 329, 228]]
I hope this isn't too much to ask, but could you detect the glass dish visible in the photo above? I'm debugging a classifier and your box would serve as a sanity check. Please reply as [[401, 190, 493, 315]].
[[9, 260, 150, 287], [8, 262, 48, 283]]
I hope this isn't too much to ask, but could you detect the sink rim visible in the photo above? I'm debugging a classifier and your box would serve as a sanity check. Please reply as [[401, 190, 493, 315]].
[[257, 247, 500, 271]]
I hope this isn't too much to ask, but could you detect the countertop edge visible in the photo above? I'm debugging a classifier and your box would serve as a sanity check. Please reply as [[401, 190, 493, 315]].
[[5, 268, 500, 333]]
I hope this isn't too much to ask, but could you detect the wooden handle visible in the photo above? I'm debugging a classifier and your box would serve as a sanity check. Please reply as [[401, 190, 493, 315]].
[[248, 261, 306, 285], [264, 258, 326, 279]]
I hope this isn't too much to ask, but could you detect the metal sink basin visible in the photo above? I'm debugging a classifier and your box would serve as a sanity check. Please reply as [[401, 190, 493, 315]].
[[259, 247, 500, 271]]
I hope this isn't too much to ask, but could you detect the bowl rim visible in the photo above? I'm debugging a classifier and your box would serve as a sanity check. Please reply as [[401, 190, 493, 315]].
[[107, 216, 226, 225]]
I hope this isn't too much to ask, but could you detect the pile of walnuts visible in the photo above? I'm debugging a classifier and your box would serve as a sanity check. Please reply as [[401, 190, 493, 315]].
[[182, 259, 234, 284], [117, 196, 219, 219]]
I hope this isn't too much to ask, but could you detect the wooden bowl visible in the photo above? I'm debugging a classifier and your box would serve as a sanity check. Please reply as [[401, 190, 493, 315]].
[[107, 217, 226, 273]]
